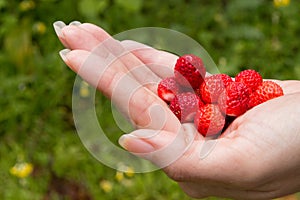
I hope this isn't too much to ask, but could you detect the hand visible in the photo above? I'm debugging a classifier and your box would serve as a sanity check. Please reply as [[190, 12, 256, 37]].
[[54, 21, 300, 200]]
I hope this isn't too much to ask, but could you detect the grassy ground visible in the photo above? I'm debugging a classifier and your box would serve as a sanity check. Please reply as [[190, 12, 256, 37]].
[[1, 0, 300, 199]]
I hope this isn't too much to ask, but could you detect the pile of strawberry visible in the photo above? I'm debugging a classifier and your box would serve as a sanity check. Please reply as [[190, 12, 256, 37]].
[[157, 54, 284, 137]]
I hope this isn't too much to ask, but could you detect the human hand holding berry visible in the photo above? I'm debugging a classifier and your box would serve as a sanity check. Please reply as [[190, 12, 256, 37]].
[[54, 21, 300, 199]]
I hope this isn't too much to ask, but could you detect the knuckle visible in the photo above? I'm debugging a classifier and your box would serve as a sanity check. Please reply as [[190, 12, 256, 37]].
[[163, 165, 187, 182]]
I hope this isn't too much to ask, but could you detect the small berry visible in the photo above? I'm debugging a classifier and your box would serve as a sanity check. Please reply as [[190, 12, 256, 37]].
[[194, 104, 225, 137], [218, 82, 251, 116], [157, 53, 284, 136], [157, 77, 180, 103], [248, 81, 284, 108], [174, 54, 206, 89], [235, 69, 263, 91], [199, 74, 233, 104], [170, 92, 204, 122]]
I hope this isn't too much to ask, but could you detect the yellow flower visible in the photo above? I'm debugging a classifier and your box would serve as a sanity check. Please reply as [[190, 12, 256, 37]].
[[273, 0, 290, 7], [19, 0, 35, 11], [117, 164, 135, 178], [124, 166, 135, 178], [99, 180, 113, 193], [115, 171, 124, 182], [10, 162, 33, 178], [33, 22, 47, 35], [80, 81, 90, 98]]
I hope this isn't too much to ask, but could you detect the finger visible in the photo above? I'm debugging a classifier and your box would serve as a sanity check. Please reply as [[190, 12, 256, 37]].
[[119, 124, 198, 168], [79, 23, 111, 42], [60, 49, 180, 132], [76, 25, 177, 79], [64, 23, 176, 81], [94, 39, 168, 91], [119, 124, 255, 186], [54, 21, 111, 51], [122, 40, 213, 77], [121, 40, 177, 78], [53, 21, 69, 48], [119, 126, 220, 181], [61, 25, 162, 93], [61, 25, 101, 51]]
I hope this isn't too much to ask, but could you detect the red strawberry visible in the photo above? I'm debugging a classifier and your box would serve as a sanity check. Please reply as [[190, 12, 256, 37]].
[[218, 82, 251, 116], [174, 54, 206, 89], [199, 74, 233, 104], [235, 69, 263, 91], [194, 104, 225, 137], [157, 77, 180, 103], [248, 81, 284, 108], [170, 92, 204, 122]]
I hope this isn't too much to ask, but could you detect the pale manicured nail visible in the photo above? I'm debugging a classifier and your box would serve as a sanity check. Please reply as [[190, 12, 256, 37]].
[[53, 21, 66, 37], [119, 134, 155, 153], [59, 49, 71, 62], [69, 21, 81, 26]]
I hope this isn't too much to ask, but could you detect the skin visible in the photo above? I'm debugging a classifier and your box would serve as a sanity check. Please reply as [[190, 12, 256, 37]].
[[54, 21, 300, 200]]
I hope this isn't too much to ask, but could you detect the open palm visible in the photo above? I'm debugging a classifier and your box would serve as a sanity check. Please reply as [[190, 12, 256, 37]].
[[54, 21, 300, 200]]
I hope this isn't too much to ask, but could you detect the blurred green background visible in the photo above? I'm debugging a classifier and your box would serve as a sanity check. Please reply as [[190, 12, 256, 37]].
[[1, 0, 300, 199]]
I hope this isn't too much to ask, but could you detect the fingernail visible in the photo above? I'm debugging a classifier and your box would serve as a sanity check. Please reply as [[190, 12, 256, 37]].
[[59, 49, 71, 62], [119, 134, 155, 153], [53, 21, 66, 37], [69, 21, 81, 26]]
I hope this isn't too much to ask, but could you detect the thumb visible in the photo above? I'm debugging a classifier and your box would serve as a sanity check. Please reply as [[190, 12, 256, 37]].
[[118, 124, 198, 168]]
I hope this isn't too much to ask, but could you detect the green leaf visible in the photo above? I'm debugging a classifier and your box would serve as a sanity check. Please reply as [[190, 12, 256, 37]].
[[0, 0, 6, 9], [115, 0, 143, 12], [78, 0, 108, 18], [227, 0, 263, 11], [224, 25, 264, 40]]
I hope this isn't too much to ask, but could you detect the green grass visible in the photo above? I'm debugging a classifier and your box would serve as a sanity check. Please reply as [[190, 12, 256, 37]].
[[1, 0, 300, 199]]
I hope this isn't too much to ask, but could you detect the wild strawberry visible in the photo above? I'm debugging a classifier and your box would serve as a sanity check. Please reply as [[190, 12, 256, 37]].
[[235, 69, 263, 91], [194, 104, 225, 137], [248, 81, 284, 108], [199, 74, 233, 104], [218, 82, 251, 116], [169, 92, 204, 122], [174, 54, 206, 89], [157, 77, 180, 103]]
